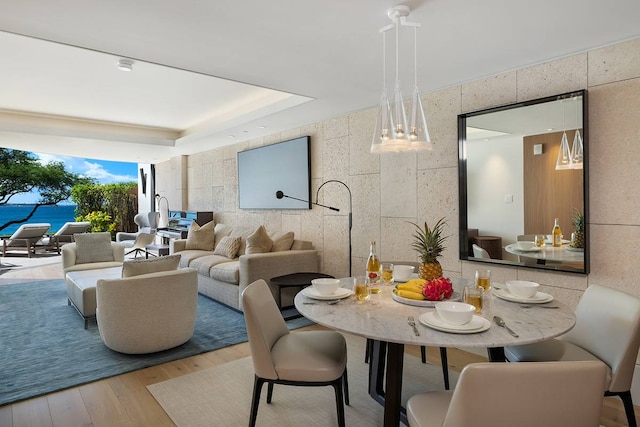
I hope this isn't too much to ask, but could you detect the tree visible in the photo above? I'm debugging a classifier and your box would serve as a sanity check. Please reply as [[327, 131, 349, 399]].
[[0, 149, 93, 232]]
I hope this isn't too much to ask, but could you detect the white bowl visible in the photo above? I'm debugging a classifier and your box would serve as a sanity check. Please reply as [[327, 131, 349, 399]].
[[506, 280, 540, 298], [393, 265, 415, 282], [516, 241, 537, 250], [435, 301, 476, 325], [311, 278, 340, 296]]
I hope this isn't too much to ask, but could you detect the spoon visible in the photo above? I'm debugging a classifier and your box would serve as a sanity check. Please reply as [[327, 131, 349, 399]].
[[520, 304, 558, 309], [493, 316, 519, 337]]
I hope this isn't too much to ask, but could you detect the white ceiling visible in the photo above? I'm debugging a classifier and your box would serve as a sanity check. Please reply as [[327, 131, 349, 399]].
[[0, 0, 639, 164]]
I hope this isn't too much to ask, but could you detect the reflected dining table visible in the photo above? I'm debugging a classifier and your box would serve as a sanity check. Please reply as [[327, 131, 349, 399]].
[[294, 280, 576, 427]]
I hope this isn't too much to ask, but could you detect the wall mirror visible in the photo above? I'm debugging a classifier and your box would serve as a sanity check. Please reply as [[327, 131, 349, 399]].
[[458, 90, 588, 274]]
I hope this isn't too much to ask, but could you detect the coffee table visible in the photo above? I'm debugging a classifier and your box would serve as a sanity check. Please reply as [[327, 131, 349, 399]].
[[270, 272, 334, 320]]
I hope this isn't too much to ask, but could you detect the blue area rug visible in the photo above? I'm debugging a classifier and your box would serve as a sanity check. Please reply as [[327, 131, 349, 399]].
[[0, 279, 312, 406]]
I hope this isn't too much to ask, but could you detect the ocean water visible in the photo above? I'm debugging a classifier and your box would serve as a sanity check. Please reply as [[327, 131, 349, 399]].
[[0, 205, 77, 235]]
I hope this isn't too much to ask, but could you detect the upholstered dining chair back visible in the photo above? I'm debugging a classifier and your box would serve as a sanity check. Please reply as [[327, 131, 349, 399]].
[[242, 278, 290, 380], [407, 361, 608, 427], [561, 284, 640, 393], [472, 244, 490, 259]]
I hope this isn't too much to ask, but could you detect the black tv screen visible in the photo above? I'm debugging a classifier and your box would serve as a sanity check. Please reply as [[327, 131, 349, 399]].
[[238, 136, 311, 209]]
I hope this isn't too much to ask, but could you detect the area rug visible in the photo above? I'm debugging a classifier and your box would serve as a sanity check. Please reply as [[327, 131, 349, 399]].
[[0, 279, 311, 406], [148, 333, 459, 427]]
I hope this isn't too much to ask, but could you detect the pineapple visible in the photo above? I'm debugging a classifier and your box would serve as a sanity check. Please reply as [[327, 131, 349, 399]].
[[570, 209, 585, 249], [409, 218, 448, 281]]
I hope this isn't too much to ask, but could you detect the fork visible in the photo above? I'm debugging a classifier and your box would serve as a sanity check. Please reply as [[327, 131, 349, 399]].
[[408, 316, 420, 336]]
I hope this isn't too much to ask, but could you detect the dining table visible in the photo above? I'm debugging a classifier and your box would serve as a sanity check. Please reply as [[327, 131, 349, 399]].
[[504, 242, 584, 264], [294, 279, 576, 427]]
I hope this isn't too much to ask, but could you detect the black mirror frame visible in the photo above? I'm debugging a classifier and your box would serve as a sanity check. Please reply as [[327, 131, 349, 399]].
[[458, 90, 589, 274]]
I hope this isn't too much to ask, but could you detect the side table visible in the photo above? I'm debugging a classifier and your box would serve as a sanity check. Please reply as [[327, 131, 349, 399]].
[[145, 244, 170, 258], [270, 272, 334, 320]]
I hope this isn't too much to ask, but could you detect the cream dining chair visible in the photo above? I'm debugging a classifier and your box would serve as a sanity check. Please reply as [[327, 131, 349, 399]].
[[472, 244, 490, 259], [406, 361, 608, 427], [505, 285, 640, 427], [242, 279, 349, 427]]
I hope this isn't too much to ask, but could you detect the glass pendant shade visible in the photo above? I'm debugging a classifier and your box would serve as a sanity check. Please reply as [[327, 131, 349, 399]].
[[408, 84, 432, 151], [570, 129, 583, 169], [371, 91, 393, 153], [555, 131, 572, 170]]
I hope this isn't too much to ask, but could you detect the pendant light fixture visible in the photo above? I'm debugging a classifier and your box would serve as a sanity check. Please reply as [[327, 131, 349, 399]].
[[555, 100, 572, 170], [371, 5, 432, 153], [570, 97, 583, 169]]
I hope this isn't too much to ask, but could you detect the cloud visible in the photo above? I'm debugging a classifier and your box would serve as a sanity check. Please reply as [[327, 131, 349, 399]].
[[35, 153, 136, 184]]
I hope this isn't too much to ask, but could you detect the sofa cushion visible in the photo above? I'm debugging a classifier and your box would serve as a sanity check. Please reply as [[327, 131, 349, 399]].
[[121, 254, 181, 278], [210, 261, 240, 284], [177, 250, 212, 268], [214, 223, 234, 248], [230, 226, 254, 256], [185, 220, 215, 251], [188, 254, 235, 277], [214, 236, 241, 258], [246, 225, 273, 254], [74, 232, 114, 264], [271, 231, 295, 252]]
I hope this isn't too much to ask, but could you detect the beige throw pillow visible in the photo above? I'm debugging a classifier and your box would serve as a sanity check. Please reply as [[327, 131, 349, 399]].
[[74, 232, 114, 264], [245, 225, 273, 254], [213, 236, 241, 259], [121, 254, 181, 278], [271, 231, 295, 252], [185, 220, 215, 251]]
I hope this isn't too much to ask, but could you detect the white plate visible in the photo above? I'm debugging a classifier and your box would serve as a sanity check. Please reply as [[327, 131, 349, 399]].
[[566, 247, 584, 252], [515, 246, 541, 253], [301, 287, 353, 300], [494, 288, 554, 304], [419, 311, 491, 334], [393, 273, 419, 284], [392, 291, 461, 307]]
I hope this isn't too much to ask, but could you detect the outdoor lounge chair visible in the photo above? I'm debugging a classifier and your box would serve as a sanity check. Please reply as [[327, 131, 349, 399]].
[[1, 223, 51, 258], [37, 221, 91, 254]]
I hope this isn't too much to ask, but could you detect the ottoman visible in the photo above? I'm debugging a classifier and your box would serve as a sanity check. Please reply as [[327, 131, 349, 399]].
[[65, 266, 122, 328]]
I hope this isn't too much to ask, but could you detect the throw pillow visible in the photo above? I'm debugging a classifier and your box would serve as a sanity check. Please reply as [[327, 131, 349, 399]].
[[121, 254, 181, 278], [74, 232, 114, 264], [245, 225, 273, 254], [213, 236, 241, 259], [271, 231, 295, 252], [185, 220, 215, 251]]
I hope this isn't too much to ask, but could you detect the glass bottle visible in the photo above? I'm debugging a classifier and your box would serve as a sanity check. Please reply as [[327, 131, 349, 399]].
[[366, 241, 381, 294], [552, 218, 563, 247]]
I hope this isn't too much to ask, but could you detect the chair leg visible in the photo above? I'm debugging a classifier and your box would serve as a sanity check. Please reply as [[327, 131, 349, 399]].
[[249, 376, 265, 427], [421, 346, 426, 363], [439, 347, 450, 390], [343, 368, 350, 406], [619, 390, 637, 427], [332, 377, 346, 427], [266, 381, 274, 403]]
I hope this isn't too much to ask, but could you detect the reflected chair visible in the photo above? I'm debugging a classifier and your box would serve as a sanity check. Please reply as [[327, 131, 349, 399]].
[[242, 279, 349, 427], [472, 244, 490, 259], [406, 361, 608, 427], [505, 285, 640, 427], [1, 223, 51, 257], [122, 232, 157, 258]]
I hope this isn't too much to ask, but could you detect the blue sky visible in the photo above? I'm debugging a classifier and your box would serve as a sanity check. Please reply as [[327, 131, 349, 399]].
[[11, 152, 138, 204]]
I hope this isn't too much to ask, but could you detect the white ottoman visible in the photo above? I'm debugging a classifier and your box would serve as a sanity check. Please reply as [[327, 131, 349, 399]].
[[66, 266, 122, 328]]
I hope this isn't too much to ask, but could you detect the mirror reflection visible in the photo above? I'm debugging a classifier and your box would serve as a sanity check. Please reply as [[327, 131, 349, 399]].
[[458, 90, 588, 274]]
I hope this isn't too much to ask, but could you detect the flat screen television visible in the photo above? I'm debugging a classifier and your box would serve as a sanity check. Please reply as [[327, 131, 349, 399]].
[[238, 136, 311, 209]]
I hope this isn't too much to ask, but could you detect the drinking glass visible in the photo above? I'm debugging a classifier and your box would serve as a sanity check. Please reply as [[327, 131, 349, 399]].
[[475, 269, 491, 292], [463, 285, 484, 313], [354, 276, 371, 302], [381, 263, 394, 285], [535, 235, 545, 247]]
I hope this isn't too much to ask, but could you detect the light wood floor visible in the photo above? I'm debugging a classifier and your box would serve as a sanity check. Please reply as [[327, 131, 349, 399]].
[[0, 256, 637, 426]]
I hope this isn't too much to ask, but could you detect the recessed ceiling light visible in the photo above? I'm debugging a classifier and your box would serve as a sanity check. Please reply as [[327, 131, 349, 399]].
[[117, 59, 134, 72], [258, 125, 267, 129], [242, 130, 249, 133], [228, 135, 236, 138]]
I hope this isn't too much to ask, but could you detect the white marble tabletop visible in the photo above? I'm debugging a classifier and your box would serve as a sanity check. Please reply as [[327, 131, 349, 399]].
[[505, 243, 584, 263], [294, 280, 576, 349]]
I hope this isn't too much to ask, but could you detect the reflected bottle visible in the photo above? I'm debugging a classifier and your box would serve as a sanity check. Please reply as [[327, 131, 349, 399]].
[[552, 218, 563, 247], [366, 241, 381, 294]]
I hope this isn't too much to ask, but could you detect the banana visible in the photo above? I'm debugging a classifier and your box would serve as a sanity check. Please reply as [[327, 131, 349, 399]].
[[397, 283, 424, 294], [395, 289, 424, 300]]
